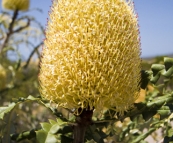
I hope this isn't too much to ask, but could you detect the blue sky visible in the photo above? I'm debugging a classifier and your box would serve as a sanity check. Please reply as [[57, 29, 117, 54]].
[[134, 1, 173, 58], [1, 0, 173, 58]]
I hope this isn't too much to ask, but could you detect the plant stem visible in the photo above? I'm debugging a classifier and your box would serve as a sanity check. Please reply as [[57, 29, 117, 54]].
[[73, 123, 87, 143], [73, 108, 93, 143], [11, 129, 36, 142], [23, 42, 43, 69], [1, 10, 18, 52]]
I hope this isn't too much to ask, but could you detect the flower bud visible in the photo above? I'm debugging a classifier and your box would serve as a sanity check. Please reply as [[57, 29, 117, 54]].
[[39, 0, 141, 115], [2, 0, 30, 11]]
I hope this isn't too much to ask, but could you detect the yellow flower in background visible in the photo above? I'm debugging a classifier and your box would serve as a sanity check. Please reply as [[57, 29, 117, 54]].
[[0, 64, 6, 90], [2, 0, 29, 11], [39, 0, 141, 115]]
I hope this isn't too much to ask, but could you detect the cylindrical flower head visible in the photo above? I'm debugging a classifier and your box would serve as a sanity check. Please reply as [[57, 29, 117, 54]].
[[39, 0, 141, 115], [0, 64, 6, 90], [2, 0, 29, 11]]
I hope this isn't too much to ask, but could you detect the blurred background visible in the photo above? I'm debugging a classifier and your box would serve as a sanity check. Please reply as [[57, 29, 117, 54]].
[[1, 0, 173, 59]]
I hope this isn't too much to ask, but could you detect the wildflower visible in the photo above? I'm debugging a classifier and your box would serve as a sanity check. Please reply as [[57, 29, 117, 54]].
[[2, 0, 29, 11], [39, 0, 141, 115]]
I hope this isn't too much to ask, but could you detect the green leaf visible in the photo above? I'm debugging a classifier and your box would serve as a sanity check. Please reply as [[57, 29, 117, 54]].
[[0, 111, 16, 143], [50, 123, 61, 134], [151, 64, 165, 76], [36, 130, 48, 143], [11, 129, 68, 143], [131, 128, 156, 143], [45, 133, 59, 143], [11, 129, 36, 142], [40, 123, 52, 132], [36, 118, 71, 143], [0, 95, 44, 121], [168, 129, 173, 137], [0, 103, 16, 119], [157, 106, 171, 120], [49, 119, 57, 125], [164, 67, 173, 78], [56, 118, 66, 126], [119, 122, 135, 141], [36, 130, 59, 143], [27, 95, 40, 100], [164, 57, 173, 70], [150, 73, 162, 84]]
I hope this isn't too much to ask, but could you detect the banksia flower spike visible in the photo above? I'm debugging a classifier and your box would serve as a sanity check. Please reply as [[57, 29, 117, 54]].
[[0, 64, 6, 90], [39, 0, 141, 115], [2, 0, 29, 11]]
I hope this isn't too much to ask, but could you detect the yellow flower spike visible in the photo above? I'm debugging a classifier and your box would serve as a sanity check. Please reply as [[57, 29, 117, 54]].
[[0, 64, 6, 90], [2, 0, 30, 11], [39, 0, 141, 115]]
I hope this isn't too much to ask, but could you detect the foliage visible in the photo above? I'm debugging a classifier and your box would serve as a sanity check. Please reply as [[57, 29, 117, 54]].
[[1, 3, 173, 143], [1, 55, 173, 143]]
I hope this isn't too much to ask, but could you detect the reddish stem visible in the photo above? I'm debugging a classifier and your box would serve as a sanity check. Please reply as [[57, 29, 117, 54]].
[[73, 108, 93, 143]]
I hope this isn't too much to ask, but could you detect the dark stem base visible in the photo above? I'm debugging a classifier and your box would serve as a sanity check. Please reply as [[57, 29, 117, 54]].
[[73, 108, 93, 143]]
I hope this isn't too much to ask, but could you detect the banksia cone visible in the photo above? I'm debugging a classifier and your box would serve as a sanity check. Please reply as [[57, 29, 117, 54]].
[[2, 0, 29, 11], [0, 64, 6, 90], [39, 0, 141, 115]]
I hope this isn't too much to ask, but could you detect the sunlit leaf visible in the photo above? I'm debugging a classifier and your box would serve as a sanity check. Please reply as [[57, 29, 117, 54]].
[[40, 123, 52, 132], [0, 103, 16, 119], [50, 123, 61, 134], [36, 130, 48, 143]]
